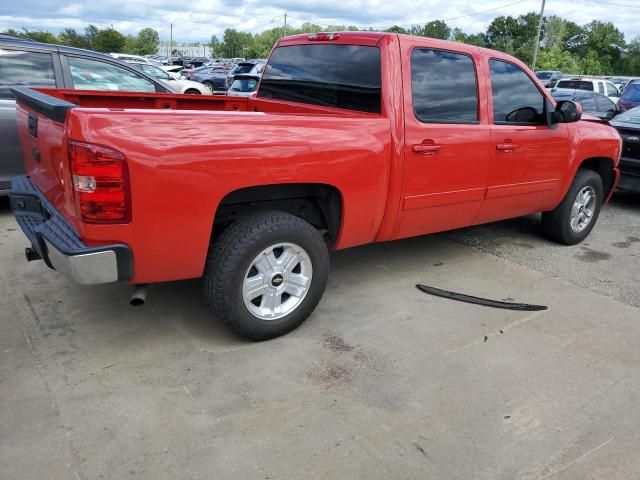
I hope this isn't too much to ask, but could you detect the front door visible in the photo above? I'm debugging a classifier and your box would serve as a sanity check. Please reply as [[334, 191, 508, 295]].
[[393, 45, 491, 239], [476, 58, 570, 224]]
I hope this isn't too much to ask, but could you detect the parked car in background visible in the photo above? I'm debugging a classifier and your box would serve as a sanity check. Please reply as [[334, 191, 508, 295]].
[[9, 32, 621, 340], [183, 65, 228, 80], [610, 106, 640, 192], [551, 88, 620, 120], [0, 34, 171, 194], [618, 81, 640, 112], [536, 70, 562, 88], [226, 61, 266, 88], [160, 64, 184, 79], [129, 62, 211, 95], [190, 66, 231, 93], [554, 78, 621, 102], [109, 53, 164, 68], [226, 74, 260, 97]]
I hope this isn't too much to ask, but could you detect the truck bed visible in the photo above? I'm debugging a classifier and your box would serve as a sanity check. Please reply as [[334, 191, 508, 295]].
[[12, 86, 393, 284]]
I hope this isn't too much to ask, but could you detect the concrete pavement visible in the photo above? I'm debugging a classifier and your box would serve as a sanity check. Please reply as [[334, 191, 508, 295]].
[[1, 196, 639, 479]]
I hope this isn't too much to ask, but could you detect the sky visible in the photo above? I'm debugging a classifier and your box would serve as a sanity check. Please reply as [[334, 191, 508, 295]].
[[1, 0, 639, 43]]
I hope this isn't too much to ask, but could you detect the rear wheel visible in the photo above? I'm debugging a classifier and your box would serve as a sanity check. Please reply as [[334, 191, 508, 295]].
[[203, 211, 329, 340], [541, 169, 603, 245], [202, 81, 214, 92]]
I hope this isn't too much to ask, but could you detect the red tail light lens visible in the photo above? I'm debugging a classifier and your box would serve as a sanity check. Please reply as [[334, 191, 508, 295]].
[[68, 140, 131, 223]]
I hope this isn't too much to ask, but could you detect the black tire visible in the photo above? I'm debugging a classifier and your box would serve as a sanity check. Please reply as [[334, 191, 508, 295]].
[[184, 89, 201, 94], [541, 169, 603, 245], [203, 211, 330, 340], [202, 81, 214, 91]]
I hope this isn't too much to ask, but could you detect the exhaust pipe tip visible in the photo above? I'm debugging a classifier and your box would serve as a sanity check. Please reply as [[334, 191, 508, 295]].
[[130, 284, 147, 306]]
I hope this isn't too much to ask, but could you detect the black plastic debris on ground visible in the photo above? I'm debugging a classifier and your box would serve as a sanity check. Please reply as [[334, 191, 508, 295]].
[[416, 284, 548, 312]]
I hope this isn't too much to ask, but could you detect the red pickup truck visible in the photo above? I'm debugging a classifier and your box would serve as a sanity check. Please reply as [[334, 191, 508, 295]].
[[10, 32, 621, 340]]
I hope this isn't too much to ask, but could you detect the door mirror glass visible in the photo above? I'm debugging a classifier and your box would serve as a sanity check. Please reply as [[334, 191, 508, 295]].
[[555, 100, 582, 123]]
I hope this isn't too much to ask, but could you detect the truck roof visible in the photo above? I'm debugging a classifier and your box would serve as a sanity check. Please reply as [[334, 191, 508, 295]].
[[277, 31, 507, 58]]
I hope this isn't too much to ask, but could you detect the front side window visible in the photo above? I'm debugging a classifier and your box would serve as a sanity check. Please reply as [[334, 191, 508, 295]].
[[0, 49, 56, 87], [68, 56, 156, 92], [411, 48, 478, 123], [489, 59, 545, 124], [259, 44, 381, 113]]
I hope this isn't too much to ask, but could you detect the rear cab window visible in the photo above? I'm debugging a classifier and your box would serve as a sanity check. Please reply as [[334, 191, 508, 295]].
[[556, 80, 594, 91], [259, 44, 382, 114]]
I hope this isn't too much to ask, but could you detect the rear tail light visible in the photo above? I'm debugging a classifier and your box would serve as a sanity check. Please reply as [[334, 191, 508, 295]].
[[68, 140, 131, 223]]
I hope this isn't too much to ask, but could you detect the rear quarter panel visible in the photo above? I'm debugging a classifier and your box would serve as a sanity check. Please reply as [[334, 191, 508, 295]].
[[66, 109, 392, 283]]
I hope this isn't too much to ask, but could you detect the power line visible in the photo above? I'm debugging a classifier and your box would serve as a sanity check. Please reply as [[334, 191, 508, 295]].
[[439, 0, 531, 22], [580, 0, 640, 8]]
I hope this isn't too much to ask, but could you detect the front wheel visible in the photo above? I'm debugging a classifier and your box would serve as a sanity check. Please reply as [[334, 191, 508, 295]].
[[541, 169, 603, 245], [184, 89, 201, 94], [203, 211, 330, 340]]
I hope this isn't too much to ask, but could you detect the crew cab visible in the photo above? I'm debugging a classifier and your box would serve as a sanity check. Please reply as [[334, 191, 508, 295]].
[[9, 32, 621, 340]]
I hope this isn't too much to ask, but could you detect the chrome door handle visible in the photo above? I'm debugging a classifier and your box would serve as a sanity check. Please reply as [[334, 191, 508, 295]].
[[413, 143, 442, 155], [496, 143, 518, 152]]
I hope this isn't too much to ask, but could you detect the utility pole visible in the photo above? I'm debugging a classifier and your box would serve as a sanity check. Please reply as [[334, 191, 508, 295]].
[[284, 12, 287, 37], [170, 23, 173, 57], [531, 0, 546, 71]]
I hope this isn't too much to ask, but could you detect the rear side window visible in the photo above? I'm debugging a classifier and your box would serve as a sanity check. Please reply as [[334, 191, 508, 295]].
[[68, 56, 156, 92], [259, 44, 381, 114], [595, 94, 615, 112], [556, 80, 594, 91], [489, 60, 545, 123], [411, 48, 478, 123], [0, 49, 56, 87]]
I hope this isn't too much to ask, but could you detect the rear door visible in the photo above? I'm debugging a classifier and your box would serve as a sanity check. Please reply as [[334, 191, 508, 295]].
[[476, 58, 570, 224], [394, 44, 491, 239]]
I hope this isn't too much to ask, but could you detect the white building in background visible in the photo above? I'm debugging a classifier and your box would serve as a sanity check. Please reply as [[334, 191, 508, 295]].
[[157, 41, 214, 57]]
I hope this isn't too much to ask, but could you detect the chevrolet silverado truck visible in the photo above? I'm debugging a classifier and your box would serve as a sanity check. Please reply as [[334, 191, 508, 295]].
[[9, 32, 621, 340]]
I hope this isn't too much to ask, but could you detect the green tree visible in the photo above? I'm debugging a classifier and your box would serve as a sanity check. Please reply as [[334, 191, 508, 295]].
[[385, 25, 407, 34], [583, 21, 625, 73], [19, 29, 59, 44], [536, 47, 580, 73], [84, 25, 99, 50], [209, 34, 220, 56], [220, 28, 254, 58], [136, 28, 160, 55], [58, 28, 89, 48], [424, 20, 451, 40], [93, 28, 126, 53]]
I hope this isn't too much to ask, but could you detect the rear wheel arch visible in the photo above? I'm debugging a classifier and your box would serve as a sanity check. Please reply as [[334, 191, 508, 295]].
[[211, 183, 344, 247]]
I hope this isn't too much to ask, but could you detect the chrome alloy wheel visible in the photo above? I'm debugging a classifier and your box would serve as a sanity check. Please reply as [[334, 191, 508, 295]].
[[242, 243, 313, 320], [570, 186, 597, 233]]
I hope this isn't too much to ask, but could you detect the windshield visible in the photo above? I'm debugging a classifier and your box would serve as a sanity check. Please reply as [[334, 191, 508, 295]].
[[621, 83, 640, 102], [612, 105, 640, 124], [536, 72, 552, 80]]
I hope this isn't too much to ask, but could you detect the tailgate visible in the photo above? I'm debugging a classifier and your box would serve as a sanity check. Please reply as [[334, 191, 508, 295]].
[[12, 87, 77, 222]]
